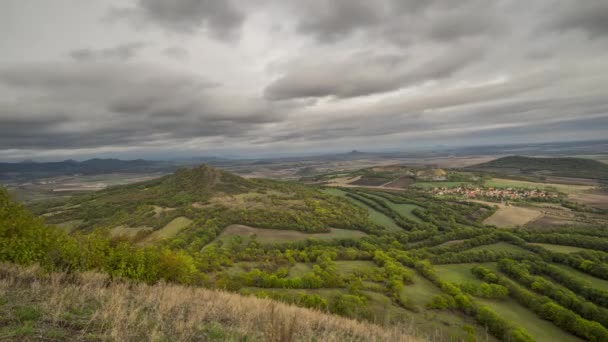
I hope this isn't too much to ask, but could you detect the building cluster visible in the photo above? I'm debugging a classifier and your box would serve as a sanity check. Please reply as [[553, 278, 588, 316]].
[[431, 186, 558, 200]]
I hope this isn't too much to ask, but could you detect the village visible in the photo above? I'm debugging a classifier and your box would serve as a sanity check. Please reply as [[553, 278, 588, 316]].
[[430, 185, 560, 201]]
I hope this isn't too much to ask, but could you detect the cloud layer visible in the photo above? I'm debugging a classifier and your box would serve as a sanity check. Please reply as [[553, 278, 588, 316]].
[[0, 0, 607, 160]]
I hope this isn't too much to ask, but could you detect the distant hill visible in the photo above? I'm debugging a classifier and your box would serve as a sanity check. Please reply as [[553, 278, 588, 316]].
[[0, 158, 177, 181], [469, 155, 608, 179], [32, 164, 372, 235]]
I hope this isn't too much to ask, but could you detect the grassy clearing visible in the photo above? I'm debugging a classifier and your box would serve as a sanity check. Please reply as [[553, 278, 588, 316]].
[[110, 225, 152, 238], [321, 188, 401, 231], [334, 260, 378, 276], [0, 263, 420, 342], [288, 263, 312, 278], [476, 298, 582, 342], [366, 193, 423, 223], [146, 217, 192, 241], [400, 270, 442, 308], [226, 262, 265, 276], [552, 264, 608, 290], [467, 242, 531, 254], [214, 224, 367, 246], [484, 178, 593, 194], [529, 243, 592, 254], [435, 264, 485, 285], [54, 220, 83, 233], [411, 182, 470, 189]]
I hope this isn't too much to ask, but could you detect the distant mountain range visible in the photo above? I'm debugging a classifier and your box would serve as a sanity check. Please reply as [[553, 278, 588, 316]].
[[0, 158, 178, 181]]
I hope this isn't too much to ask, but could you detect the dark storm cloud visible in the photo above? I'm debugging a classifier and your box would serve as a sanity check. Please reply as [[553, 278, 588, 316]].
[[288, 0, 505, 45], [111, 0, 244, 40], [543, 2, 608, 38], [265, 46, 482, 100], [70, 42, 147, 62], [0, 62, 279, 149]]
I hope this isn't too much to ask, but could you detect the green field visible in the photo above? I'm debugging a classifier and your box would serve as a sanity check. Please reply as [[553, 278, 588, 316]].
[[365, 193, 423, 223], [434, 263, 498, 285], [411, 181, 470, 189], [467, 242, 530, 254], [529, 243, 592, 254], [477, 298, 582, 342], [146, 217, 192, 240], [334, 260, 378, 276], [321, 188, 401, 231], [213, 224, 368, 246], [287, 263, 312, 278], [400, 270, 442, 308]]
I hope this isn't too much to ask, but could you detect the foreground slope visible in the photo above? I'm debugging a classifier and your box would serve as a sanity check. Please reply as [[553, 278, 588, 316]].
[[0, 263, 418, 342]]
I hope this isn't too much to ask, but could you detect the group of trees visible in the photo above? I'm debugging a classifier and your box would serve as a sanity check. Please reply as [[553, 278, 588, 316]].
[[526, 261, 608, 308], [498, 259, 608, 328], [517, 232, 608, 253], [472, 264, 608, 341], [412, 261, 533, 341], [0, 189, 207, 285]]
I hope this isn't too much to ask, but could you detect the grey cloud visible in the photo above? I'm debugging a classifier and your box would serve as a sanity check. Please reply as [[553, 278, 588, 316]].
[[544, 2, 608, 38], [70, 42, 147, 62], [162, 47, 189, 60], [111, 0, 244, 40], [265, 46, 481, 100], [288, 0, 505, 45], [295, 0, 383, 43], [0, 62, 279, 149]]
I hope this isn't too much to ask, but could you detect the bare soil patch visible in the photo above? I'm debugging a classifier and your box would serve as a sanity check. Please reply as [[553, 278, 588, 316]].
[[570, 191, 608, 209]]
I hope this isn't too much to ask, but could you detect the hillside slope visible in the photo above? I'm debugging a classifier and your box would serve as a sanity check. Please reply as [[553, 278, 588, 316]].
[[0, 262, 418, 341], [469, 156, 608, 179], [29, 165, 375, 245]]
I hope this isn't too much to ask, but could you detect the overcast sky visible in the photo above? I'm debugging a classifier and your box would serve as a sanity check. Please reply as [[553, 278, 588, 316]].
[[1, 0, 607, 161]]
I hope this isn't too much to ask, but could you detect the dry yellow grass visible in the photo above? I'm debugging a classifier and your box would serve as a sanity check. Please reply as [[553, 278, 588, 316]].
[[470, 200, 543, 228], [0, 263, 421, 341], [484, 205, 542, 228]]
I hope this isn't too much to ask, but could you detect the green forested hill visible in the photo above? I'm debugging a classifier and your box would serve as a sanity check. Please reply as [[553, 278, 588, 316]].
[[30, 164, 374, 235], [470, 156, 608, 179]]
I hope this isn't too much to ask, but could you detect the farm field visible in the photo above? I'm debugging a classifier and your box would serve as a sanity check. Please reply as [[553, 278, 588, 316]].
[[477, 201, 543, 228]]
